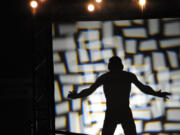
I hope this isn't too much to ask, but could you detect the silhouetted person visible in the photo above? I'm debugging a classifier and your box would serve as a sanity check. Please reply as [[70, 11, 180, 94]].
[[68, 56, 171, 135]]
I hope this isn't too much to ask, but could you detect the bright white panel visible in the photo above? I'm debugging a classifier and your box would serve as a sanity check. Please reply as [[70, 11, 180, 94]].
[[56, 101, 70, 115], [133, 19, 144, 25], [78, 64, 94, 72], [86, 40, 102, 49], [151, 99, 164, 118], [59, 74, 83, 84], [53, 37, 76, 51], [78, 49, 89, 63], [54, 63, 66, 74], [62, 85, 73, 98], [144, 121, 162, 132], [55, 116, 66, 129], [157, 70, 170, 83], [82, 100, 91, 125], [103, 37, 116, 48], [89, 104, 106, 112], [53, 53, 61, 62], [132, 109, 151, 120], [54, 80, 62, 102], [134, 54, 143, 65], [69, 112, 81, 132], [160, 38, 180, 48], [164, 22, 180, 36], [94, 63, 107, 72], [89, 93, 105, 104], [78, 30, 100, 41], [135, 120, 143, 134], [152, 52, 167, 71], [125, 39, 136, 53], [90, 50, 102, 62], [59, 24, 76, 35], [139, 40, 157, 51], [123, 28, 147, 38], [164, 123, 180, 131], [83, 73, 96, 83], [114, 20, 131, 27], [148, 19, 159, 35], [101, 49, 113, 61], [167, 109, 180, 121], [130, 94, 151, 106], [170, 69, 180, 80], [65, 51, 78, 72], [102, 21, 113, 38], [72, 98, 81, 111], [167, 51, 179, 68]]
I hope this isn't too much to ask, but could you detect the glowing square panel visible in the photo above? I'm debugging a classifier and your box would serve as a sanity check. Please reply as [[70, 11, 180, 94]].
[[167, 109, 180, 121], [114, 20, 131, 27], [125, 39, 137, 54], [56, 102, 70, 115], [78, 49, 89, 63], [53, 37, 76, 51], [152, 52, 167, 71], [139, 39, 157, 51], [134, 54, 143, 65], [55, 116, 67, 129], [72, 98, 81, 111], [69, 112, 81, 132], [59, 75, 84, 84], [54, 63, 66, 74], [132, 109, 151, 120], [58, 24, 76, 35], [135, 120, 143, 134], [151, 99, 165, 118], [164, 123, 180, 131], [54, 80, 62, 102], [133, 19, 144, 25], [53, 53, 61, 62], [160, 38, 180, 48], [90, 50, 102, 62], [78, 30, 100, 41], [167, 51, 179, 68], [123, 27, 147, 38], [102, 21, 113, 38], [148, 19, 159, 35], [144, 121, 162, 132], [164, 21, 180, 36]]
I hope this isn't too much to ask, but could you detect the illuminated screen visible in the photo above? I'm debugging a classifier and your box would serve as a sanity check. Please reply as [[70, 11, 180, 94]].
[[52, 18, 180, 135]]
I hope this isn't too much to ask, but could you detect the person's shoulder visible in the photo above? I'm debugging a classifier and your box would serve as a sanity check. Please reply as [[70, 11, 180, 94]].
[[123, 71, 136, 77]]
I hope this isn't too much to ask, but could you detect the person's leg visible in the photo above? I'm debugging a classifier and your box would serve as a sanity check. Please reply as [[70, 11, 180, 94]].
[[101, 114, 117, 135], [121, 109, 137, 135], [121, 119, 137, 135]]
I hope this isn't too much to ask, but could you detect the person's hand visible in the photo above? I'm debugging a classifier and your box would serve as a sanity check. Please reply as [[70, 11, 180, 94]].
[[156, 90, 171, 99], [67, 90, 78, 99]]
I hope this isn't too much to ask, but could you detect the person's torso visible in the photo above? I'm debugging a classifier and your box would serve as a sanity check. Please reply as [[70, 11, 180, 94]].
[[102, 71, 133, 109]]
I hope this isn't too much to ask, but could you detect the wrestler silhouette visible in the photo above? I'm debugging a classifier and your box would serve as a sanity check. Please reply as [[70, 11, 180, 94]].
[[68, 56, 171, 135]]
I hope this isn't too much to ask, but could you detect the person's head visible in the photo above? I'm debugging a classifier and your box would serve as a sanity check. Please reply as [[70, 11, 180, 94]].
[[108, 56, 124, 71]]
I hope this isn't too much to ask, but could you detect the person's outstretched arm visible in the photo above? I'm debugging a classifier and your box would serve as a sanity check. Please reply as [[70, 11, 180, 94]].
[[131, 73, 171, 99], [68, 75, 104, 99]]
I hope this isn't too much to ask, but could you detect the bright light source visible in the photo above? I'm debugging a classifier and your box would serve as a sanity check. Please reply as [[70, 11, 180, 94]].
[[139, 0, 146, 7], [30, 0, 38, 8], [87, 4, 95, 12], [96, 0, 102, 3]]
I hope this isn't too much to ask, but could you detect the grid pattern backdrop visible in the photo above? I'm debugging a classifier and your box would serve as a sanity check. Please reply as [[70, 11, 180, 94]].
[[52, 18, 180, 135]]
